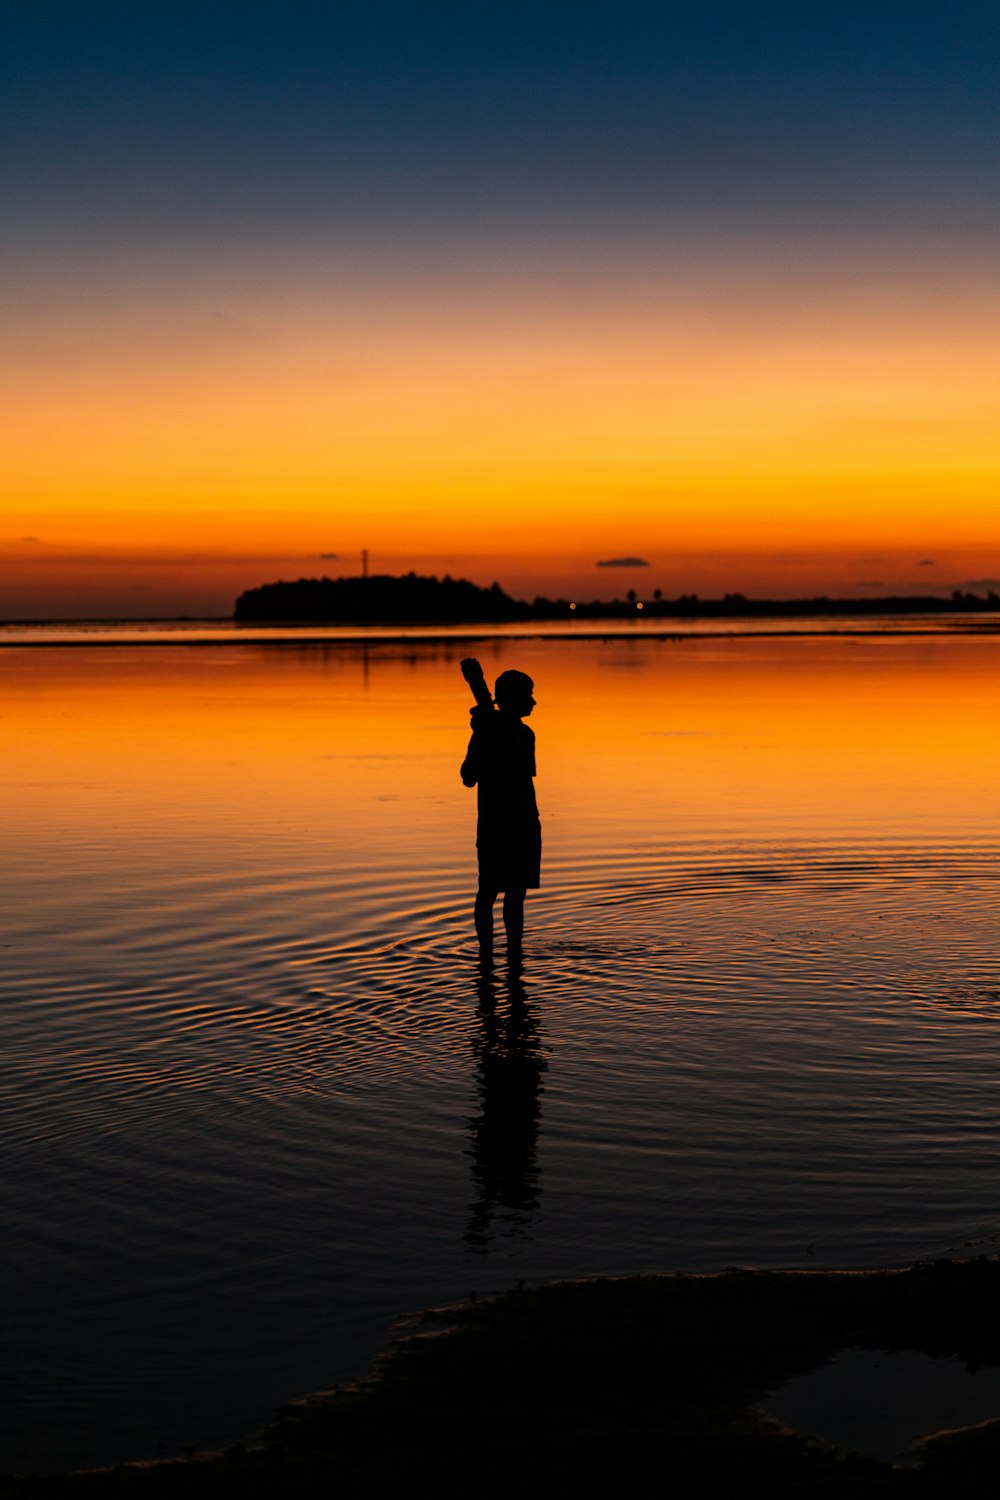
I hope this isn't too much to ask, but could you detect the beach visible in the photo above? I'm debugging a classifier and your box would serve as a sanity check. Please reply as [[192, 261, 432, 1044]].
[[7, 1263, 1000, 1494]]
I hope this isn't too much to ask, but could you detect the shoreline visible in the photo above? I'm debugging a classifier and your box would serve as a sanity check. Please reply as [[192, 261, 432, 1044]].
[[6, 1260, 1000, 1495], [5, 622, 1000, 649]]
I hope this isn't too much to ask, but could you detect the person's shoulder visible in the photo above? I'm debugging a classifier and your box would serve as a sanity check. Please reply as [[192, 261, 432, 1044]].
[[520, 723, 535, 743]]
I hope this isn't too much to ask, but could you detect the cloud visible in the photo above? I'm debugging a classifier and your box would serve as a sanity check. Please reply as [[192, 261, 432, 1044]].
[[596, 556, 649, 568], [918, 559, 936, 567], [963, 579, 1000, 589], [857, 580, 883, 588], [319, 552, 340, 559]]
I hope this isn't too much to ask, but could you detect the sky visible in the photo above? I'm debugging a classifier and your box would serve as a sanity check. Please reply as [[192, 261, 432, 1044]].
[[3, 1, 999, 617]]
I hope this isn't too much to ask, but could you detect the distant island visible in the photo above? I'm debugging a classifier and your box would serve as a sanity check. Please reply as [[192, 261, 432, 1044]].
[[235, 572, 530, 622], [234, 572, 1000, 624]]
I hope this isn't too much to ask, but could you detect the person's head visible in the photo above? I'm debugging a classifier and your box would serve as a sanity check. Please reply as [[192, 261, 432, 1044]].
[[494, 669, 535, 718]]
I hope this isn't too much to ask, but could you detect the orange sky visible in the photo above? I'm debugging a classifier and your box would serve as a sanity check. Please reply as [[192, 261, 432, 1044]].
[[4, 236, 1000, 617]]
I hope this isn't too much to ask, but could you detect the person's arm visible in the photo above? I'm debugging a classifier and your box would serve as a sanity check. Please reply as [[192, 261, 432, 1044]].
[[461, 733, 479, 787], [460, 705, 499, 786]]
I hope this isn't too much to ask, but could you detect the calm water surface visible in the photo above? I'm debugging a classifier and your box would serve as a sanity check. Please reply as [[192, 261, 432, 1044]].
[[5, 631, 1000, 1472]]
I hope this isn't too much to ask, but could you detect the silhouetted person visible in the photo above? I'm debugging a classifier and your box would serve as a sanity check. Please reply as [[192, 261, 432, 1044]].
[[460, 666, 541, 960]]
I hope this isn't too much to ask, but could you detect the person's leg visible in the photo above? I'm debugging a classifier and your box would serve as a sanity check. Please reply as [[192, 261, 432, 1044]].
[[475, 882, 499, 952], [502, 886, 526, 954]]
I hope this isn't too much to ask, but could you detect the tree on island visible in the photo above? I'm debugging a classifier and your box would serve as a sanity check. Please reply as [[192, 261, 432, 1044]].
[[234, 572, 531, 623]]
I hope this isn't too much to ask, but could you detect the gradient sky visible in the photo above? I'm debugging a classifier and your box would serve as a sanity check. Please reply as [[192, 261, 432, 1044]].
[[4, 1, 999, 616]]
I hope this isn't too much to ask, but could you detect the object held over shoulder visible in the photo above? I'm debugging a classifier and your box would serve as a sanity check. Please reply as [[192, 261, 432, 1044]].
[[460, 656, 494, 714], [460, 657, 498, 780]]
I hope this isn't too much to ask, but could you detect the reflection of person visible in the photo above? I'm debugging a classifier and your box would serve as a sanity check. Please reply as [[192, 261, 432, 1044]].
[[465, 964, 544, 1253], [460, 668, 541, 959]]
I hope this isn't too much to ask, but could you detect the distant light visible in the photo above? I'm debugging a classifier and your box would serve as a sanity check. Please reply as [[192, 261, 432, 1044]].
[[636, 601, 643, 609], [569, 602, 576, 610]]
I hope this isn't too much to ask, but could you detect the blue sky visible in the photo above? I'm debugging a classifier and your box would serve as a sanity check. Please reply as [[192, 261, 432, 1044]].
[[5, 2, 999, 242]]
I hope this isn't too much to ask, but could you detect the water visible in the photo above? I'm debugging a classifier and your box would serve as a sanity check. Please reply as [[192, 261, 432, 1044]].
[[766, 1347, 1000, 1464], [5, 629, 1000, 1473]]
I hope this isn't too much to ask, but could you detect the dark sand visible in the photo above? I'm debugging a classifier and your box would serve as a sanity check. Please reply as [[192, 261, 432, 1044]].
[[6, 1261, 1000, 1497]]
